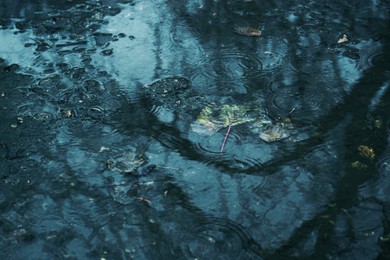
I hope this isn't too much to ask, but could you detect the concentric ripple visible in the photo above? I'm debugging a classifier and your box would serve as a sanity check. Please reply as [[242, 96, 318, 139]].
[[265, 79, 336, 120], [356, 41, 384, 71], [82, 79, 105, 95], [158, 18, 205, 66], [143, 76, 192, 111], [191, 49, 263, 94], [182, 217, 263, 259], [161, 129, 271, 171], [258, 50, 287, 75]]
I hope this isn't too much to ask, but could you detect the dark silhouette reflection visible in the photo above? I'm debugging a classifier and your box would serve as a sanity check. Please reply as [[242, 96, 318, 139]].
[[0, 0, 83, 19], [156, 1, 390, 258]]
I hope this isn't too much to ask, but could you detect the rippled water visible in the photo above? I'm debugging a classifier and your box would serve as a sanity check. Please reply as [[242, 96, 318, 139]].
[[1, 0, 390, 259]]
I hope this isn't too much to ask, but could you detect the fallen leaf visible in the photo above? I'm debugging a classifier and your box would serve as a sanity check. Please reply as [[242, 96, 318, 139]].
[[234, 26, 262, 36], [132, 196, 152, 206], [192, 103, 254, 134], [358, 145, 375, 159], [259, 123, 290, 142], [337, 34, 348, 43], [351, 161, 368, 169], [192, 103, 254, 152]]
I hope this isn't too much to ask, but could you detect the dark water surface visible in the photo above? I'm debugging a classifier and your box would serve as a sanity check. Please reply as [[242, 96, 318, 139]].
[[1, 0, 390, 259]]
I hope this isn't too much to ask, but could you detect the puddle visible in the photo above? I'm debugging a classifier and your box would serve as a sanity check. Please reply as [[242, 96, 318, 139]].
[[1, 0, 390, 259]]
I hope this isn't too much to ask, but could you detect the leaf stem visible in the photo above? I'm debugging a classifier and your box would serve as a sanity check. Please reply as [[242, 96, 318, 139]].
[[220, 124, 232, 153]]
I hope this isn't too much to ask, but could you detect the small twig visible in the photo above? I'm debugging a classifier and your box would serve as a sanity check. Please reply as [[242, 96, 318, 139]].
[[287, 107, 296, 117], [155, 166, 180, 171], [131, 196, 152, 206], [220, 124, 232, 153]]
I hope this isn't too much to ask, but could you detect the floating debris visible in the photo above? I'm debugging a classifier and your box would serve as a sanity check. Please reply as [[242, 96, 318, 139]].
[[351, 161, 368, 169], [192, 103, 293, 151], [192, 102, 295, 150], [259, 122, 291, 143], [131, 196, 152, 206], [194, 104, 254, 133], [374, 118, 382, 128], [337, 34, 348, 43], [99, 146, 110, 152], [192, 103, 255, 152], [234, 26, 262, 36], [358, 145, 375, 160], [105, 151, 147, 174]]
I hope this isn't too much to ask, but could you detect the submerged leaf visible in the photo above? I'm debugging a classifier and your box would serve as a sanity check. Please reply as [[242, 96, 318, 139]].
[[191, 121, 220, 135], [192, 103, 256, 152], [220, 104, 254, 126], [351, 161, 368, 170], [358, 145, 375, 159], [193, 104, 224, 134], [192, 103, 295, 149], [197, 105, 219, 126], [192, 103, 254, 134], [106, 151, 146, 174], [259, 122, 291, 142]]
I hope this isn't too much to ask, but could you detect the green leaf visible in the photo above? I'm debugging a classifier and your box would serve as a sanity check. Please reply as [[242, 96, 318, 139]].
[[194, 103, 254, 133], [192, 102, 294, 145], [219, 104, 254, 126]]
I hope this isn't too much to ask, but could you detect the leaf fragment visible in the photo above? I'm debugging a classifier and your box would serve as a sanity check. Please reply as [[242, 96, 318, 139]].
[[337, 34, 348, 43], [193, 103, 254, 134], [259, 122, 290, 142], [234, 26, 262, 36], [192, 104, 254, 152], [131, 196, 152, 206], [219, 104, 254, 126], [351, 161, 368, 169], [358, 145, 375, 159]]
